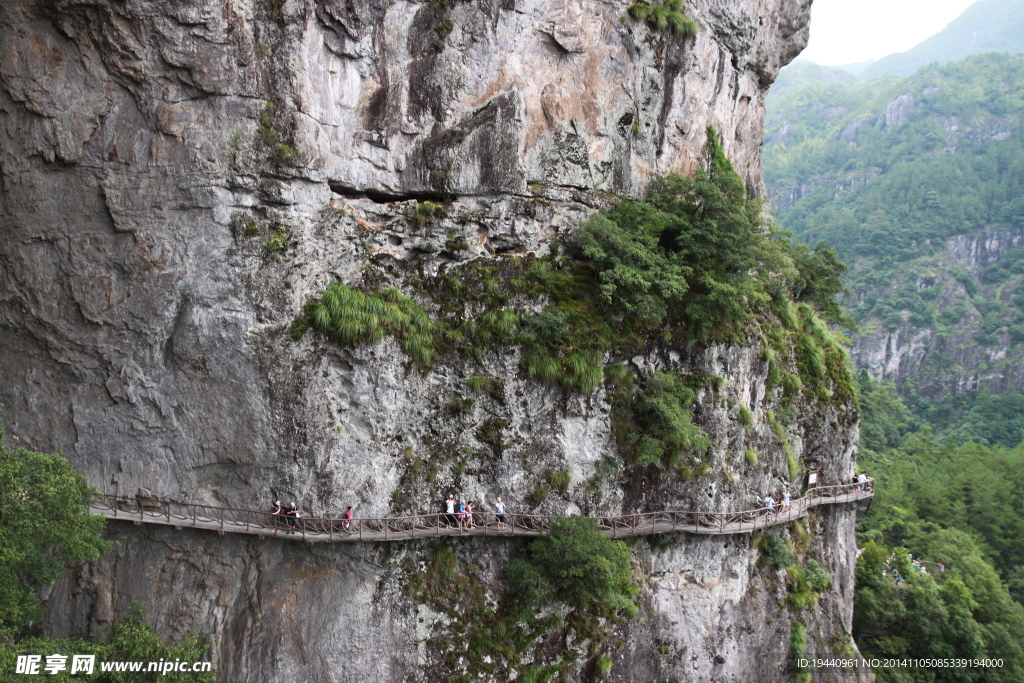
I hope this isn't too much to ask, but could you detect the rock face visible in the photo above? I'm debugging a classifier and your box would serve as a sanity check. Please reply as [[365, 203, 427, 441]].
[[0, 0, 870, 681], [851, 227, 1024, 399]]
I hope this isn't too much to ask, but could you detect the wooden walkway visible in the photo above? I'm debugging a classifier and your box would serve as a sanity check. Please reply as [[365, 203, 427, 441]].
[[91, 479, 874, 543]]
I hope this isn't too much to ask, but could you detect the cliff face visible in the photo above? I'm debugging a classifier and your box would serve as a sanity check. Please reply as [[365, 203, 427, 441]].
[[0, 0, 870, 681], [850, 227, 1024, 399]]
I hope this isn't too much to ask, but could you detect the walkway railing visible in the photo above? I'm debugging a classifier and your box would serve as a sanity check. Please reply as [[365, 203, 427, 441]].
[[90, 478, 874, 542]]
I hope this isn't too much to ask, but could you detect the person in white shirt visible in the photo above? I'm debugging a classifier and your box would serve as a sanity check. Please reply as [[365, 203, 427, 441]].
[[446, 495, 456, 528], [495, 498, 506, 529], [762, 495, 775, 517], [781, 490, 791, 513]]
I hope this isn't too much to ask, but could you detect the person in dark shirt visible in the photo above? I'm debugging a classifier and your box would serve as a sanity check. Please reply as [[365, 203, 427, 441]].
[[285, 502, 298, 533]]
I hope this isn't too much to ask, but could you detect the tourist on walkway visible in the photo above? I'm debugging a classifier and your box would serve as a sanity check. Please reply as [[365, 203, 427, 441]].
[[761, 494, 775, 517], [271, 500, 284, 532], [495, 498, 506, 529], [343, 506, 353, 532], [465, 502, 475, 529], [781, 490, 791, 512], [858, 472, 867, 492], [458, 500, 467, 530], [285, 502, 298, 533], [446, 495, 456, 528]]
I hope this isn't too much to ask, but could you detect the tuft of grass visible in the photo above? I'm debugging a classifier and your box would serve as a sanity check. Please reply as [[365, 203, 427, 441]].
[[596, 655, 613, 677], [738, 404, 753, 427], [791, 519, 812, 556], [265, 226, 288, 254], [627, 0, 698, 36], [448, 396, 475, 414], [529, 485, 550, 507], [411, 200, 447, 228], [745, 448, 758, 467], [757, 533, 796, 569], [791, 621, 811, 683], [466, 376, 493, 393], [546, 469, 571, 491], [308, 284, 437, 367]]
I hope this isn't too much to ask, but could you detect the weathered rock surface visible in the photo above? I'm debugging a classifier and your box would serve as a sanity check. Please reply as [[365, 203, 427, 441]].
[[850, 227, 1024, 399], [0, 0, 871, 680]]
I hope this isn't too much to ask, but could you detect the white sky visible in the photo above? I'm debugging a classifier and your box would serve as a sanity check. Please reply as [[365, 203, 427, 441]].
[[799, 0, 980, 65]]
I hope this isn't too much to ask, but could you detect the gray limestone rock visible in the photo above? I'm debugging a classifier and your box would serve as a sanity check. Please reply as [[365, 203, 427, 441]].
[[0, 0, 870, 680]]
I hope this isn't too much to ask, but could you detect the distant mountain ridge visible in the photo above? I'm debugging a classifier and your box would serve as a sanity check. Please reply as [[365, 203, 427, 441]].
[[860, 0, 1024, 78]]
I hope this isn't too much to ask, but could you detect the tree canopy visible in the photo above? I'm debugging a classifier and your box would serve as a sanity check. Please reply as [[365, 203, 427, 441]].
[[0, 415, 109, 628]]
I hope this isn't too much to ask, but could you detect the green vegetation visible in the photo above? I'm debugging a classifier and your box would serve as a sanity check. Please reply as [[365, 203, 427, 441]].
[[767, 55, 1024, 343], [0, 416, 215, 679], [265, 226, 288, 254], [854, 378, 1024, 680], [508, 517, 639, 617], [257, 102, 297, 165], [790, 620, 810, 683], [0, 416, 108, 629], [545, 468, 571, 491], [408, 519, 638, 681], [466, 376, 493, 393], [411, 200, 448, 228], [1, 605, 216, 682], [627, 0, 697, 37], [610, 371, 710, 472], [308, 285, 437, 367], [757, 533, 796, 569], [300, 127, 853, 477], [744, 448, 759, 466], [786, 559, 832, 609]]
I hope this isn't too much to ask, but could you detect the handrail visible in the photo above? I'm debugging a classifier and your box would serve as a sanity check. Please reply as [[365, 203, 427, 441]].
[[89, 479, 874, 542]]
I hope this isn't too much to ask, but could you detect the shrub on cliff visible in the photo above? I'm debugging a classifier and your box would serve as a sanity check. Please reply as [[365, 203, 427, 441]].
[[574, 126, 767, 343], [611, 371, 710, 470], [0, 413, 109, 629], [509, 517, 639, 619], [627, 0, 698, 37]]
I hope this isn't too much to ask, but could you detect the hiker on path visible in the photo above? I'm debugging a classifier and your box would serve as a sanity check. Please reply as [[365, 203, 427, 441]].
[[465, 502, 475, 529], [446, 496, 456, 528], [781, 490, 791, 512], [343, 506, 353, 532], [271, 500, 285, 532], [285, 502, 298, 533], [761, 494, 775, 517], [458, 500, 467, 530], [495, 498, 506, 529]]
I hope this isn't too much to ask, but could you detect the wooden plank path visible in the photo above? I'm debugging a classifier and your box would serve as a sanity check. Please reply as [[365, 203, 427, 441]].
[[90, 479, 874, 543]]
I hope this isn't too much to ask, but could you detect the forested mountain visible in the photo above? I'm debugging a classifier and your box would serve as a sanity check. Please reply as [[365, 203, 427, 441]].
[[859, 0, 1024, 79], [766, 53, 1024, 442], [767, 52, 1024, 675]]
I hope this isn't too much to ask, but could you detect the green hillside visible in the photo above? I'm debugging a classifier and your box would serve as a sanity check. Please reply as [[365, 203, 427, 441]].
[[771, 53, 1024, 672], [766, 53, 1024, 438], [861, 0, 1024, 79]]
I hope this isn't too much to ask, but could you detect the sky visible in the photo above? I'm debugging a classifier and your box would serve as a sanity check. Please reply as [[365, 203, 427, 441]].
[[800, 0, 979, 66]]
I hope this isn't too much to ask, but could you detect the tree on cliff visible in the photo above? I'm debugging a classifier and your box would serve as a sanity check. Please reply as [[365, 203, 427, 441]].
[[0, 412, 109, 629]]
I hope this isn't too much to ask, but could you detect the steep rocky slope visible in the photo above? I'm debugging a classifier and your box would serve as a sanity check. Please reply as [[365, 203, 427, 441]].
[[0, 0, 869, 681]]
